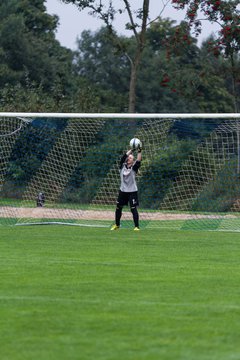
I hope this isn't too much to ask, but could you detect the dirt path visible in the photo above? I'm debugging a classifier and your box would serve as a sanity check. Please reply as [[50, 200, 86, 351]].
[[0, 206, 237, 220]]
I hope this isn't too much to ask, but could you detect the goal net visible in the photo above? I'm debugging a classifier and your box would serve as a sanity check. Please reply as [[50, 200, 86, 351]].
[[1, 112, 240, 231]]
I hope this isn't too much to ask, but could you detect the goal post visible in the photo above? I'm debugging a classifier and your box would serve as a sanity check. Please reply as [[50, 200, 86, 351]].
[[1, 112, 240, 231]]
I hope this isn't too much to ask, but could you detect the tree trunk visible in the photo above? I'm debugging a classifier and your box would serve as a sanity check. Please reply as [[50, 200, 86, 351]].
[[125, 0, 149, 113], [128, 49, 142, 113], [230, 54, 239, 113]]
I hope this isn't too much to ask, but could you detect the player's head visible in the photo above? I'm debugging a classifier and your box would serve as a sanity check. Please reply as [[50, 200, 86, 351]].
[[127, 154, 134, 166]]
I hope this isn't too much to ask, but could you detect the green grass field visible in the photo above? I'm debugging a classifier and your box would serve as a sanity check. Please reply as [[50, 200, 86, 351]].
[[1, 226, 240, 360]]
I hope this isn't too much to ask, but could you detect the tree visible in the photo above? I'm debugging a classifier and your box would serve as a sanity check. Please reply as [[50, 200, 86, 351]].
[[73, 20, 236, 113], [0, 0, 105, 113], [0, 0, 75, 94], [198, 36, 238, 112], [138, 18, 202, 112], [171, 0, 240, 111], [60, 0, 162, 112], [136, 17, 234, 112], [74, 28, 130, 112]]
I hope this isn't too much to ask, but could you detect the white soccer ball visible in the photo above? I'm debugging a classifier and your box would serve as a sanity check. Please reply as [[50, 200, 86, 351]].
[[130, 137, 142, 150]]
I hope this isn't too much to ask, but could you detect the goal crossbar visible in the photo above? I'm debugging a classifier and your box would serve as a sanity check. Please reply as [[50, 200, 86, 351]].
[[0, 112, 239, 119]]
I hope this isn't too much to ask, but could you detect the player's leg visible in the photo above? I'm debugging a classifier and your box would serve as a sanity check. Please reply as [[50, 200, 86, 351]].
[[111, 191, 127, 230], [131, 207, 139, 229], [129, 192, 140, 230], [115, 204, 123, 227]]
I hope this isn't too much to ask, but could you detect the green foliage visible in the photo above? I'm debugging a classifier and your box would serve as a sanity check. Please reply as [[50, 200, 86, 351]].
[[0, 1, 238, 113], [73, 18, 237, 113], [74, 28, 130, 112], [171, 0, 240, 111], [137, 18, 236, 113], [0, 80, 101, 113], [0, 0, 70, 88], [192, 159, 240, 212], [139, 136, 197, 208], [2, 123, 61, 199]]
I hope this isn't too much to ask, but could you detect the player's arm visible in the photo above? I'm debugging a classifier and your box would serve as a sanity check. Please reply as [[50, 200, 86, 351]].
[[137, 147, 142, 162], [119, 149, 132, 168], [133, 148, 142, 172]]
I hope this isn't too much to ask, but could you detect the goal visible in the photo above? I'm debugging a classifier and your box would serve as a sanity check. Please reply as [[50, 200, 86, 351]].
[[1, 112, 240, 231]]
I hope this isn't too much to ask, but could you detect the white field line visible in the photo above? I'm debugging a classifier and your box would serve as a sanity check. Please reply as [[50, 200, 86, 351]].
[[0, 295, 239, 310]]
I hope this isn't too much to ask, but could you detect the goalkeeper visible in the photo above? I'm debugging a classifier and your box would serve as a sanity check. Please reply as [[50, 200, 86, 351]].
[[111, 143, 142, 231]]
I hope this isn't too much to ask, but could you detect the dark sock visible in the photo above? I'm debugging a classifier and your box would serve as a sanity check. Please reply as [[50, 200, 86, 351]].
[[115, 206, 122, 226], [131, 207, 139, 228]]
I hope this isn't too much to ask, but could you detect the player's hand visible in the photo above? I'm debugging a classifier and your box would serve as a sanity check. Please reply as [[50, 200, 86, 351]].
[[137, 145, 142, 152]]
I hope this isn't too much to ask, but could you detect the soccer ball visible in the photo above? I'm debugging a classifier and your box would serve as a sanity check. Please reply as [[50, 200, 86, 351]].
[[130, 137, 142, 150]]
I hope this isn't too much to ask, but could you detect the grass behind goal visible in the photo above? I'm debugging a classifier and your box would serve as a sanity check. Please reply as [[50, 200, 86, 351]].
[[1, 226, 240, 360]]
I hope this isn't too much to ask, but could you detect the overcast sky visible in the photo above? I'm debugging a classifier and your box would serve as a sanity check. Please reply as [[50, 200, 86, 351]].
[[45, 0, 220, 50]]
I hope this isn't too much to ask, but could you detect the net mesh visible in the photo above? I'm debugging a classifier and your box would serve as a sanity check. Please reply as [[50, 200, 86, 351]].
[[1, 114, 240, 231]]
